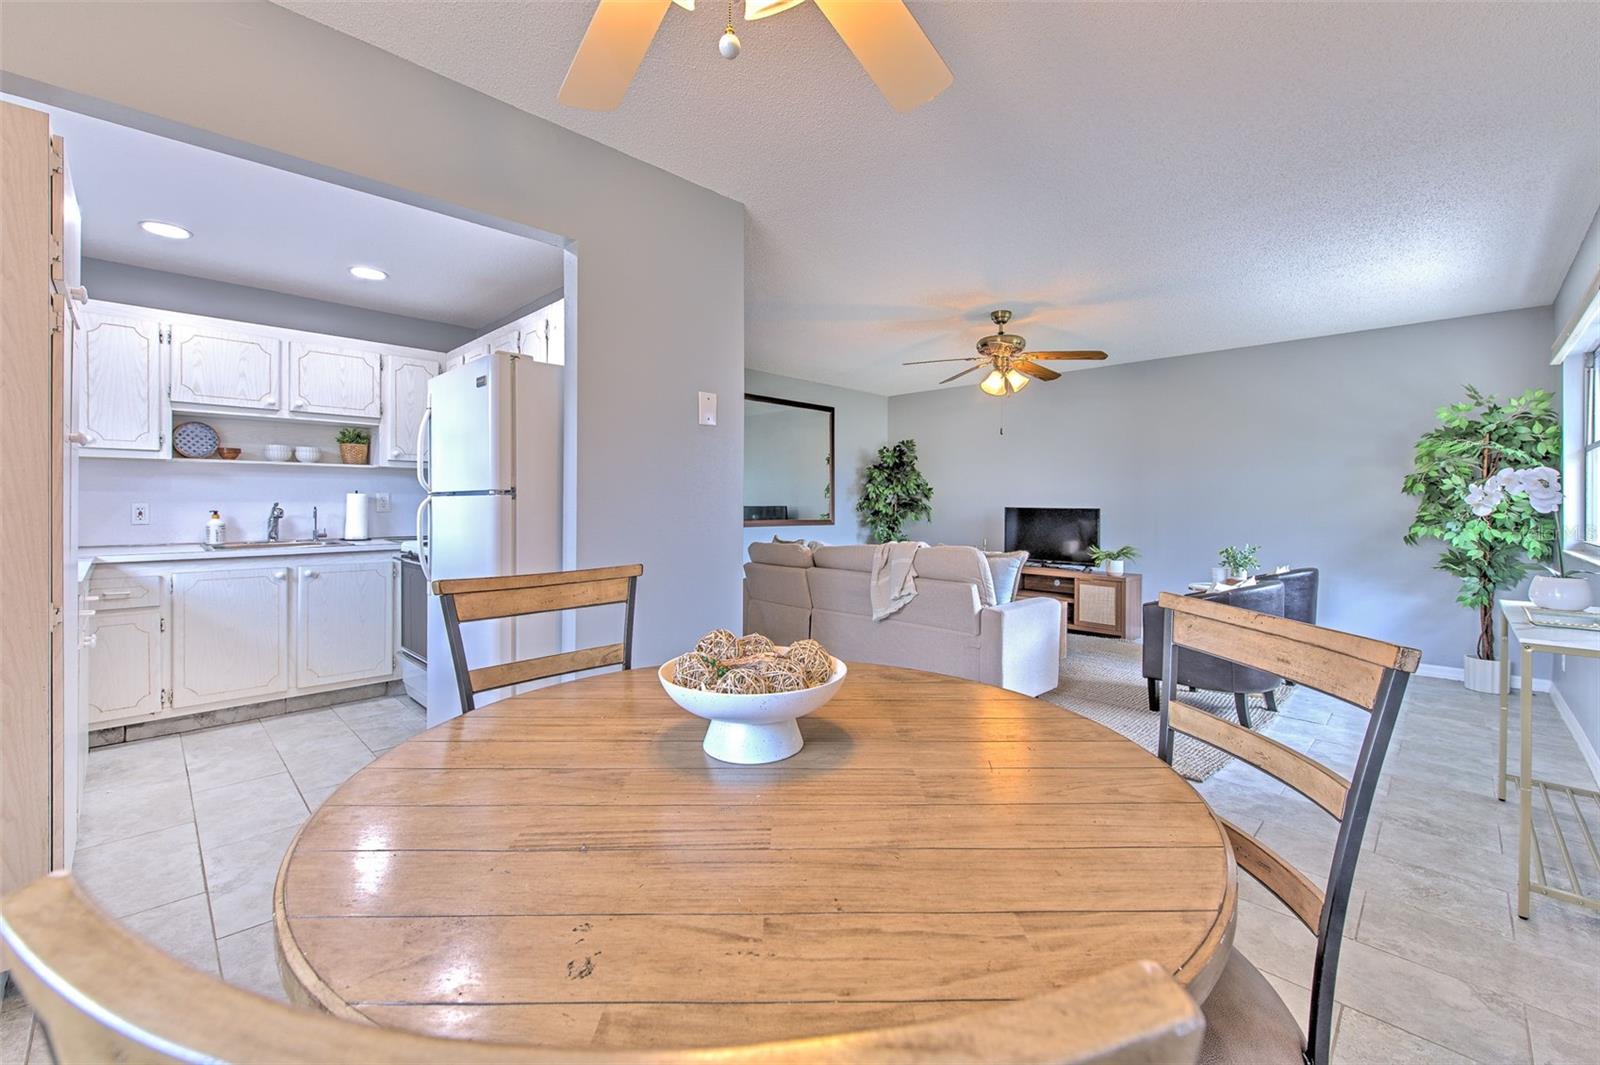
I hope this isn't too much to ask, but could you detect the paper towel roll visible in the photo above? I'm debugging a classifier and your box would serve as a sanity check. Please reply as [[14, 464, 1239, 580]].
[[344, 492, 371, 540]]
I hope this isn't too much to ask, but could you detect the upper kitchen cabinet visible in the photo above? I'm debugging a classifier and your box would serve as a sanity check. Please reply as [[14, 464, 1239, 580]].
[[380, 354, 437, 465], [170, 322, 281, 411], [75, 309, 166, 454], [288, 342, 382, 420]]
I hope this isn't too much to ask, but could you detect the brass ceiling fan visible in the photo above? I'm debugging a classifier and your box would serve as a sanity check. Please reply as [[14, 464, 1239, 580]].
[[559, 0, 952, 112], [904, 310, 1109, 395]]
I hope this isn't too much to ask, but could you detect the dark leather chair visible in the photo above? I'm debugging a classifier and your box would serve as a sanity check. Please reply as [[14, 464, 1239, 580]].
[[1141, 580, 1285, 727], [1270, 567, 1319, 625]]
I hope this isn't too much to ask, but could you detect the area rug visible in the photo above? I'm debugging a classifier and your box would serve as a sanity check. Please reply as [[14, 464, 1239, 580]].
[[1038, 637, 1288, 782]]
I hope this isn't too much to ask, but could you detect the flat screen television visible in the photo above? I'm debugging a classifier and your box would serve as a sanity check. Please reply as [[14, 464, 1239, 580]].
[[1004, 507, 1100, 565]]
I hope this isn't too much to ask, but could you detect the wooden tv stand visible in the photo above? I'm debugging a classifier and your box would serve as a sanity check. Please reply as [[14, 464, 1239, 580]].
[[1016, 566, 1143, 641]]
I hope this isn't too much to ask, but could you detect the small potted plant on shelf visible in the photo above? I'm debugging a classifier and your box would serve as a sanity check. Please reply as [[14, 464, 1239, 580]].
[[1217, 543, 1261, 581], [337, 427, 371, 465], [1088, 544, 1138, 577]]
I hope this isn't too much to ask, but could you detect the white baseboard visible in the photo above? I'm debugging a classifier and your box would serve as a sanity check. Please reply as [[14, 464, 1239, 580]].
[[1415, 662, 1551, 692], [1549, 682, 1600, 786]]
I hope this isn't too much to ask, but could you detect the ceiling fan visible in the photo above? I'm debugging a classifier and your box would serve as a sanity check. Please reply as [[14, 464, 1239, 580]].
[[904, 310, 1109, 396], [559, 0, 952, 112]]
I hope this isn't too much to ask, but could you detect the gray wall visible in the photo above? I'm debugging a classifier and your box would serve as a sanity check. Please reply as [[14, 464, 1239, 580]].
[[82, 258, 475, 351], [3, 1, 746, 666], [886, 308, 1559, 674], [1552, 204, 1600, 764], [743, 370, 888, 550]]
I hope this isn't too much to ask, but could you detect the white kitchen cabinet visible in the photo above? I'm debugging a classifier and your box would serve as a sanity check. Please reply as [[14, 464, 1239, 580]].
[[84, 608, 166, 724], [76, 310, 165, 453], [170, 323, 281, 411], [295, 559, 395, 689], [171, 566, 290, 708], [380, 354, 437, 465], [288, 341, 382, 420]]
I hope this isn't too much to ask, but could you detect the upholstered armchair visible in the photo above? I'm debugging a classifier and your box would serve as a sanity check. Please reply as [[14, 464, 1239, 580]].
[[1140, 580, 1286, 727]]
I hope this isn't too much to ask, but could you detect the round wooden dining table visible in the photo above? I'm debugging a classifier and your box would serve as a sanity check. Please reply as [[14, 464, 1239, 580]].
[[273, 663, 1236, 1051]]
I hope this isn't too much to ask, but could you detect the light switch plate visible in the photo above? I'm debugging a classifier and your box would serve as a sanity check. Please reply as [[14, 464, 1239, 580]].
[[698, 391, 717, 426], [131, 503, 149, 525], [373, 492, 391, 513]]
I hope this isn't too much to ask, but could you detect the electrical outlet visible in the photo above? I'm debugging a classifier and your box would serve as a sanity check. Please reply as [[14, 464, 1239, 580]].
[[131, 503, 150, 526], [373, 492, 391, 513]]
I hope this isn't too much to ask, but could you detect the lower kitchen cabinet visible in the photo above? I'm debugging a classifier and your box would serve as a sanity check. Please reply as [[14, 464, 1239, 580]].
[[296, 559, 396, 688], [85, 608, 166, 725], [171, 565, 291, 709]]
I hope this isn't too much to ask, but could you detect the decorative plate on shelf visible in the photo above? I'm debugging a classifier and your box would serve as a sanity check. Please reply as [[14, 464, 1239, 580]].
[[172, 421, 220, 459]]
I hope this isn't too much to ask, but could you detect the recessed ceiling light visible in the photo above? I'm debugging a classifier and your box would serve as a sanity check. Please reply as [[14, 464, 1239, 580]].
[[349, 265, 388, 281], [139, 220, 191, 240]]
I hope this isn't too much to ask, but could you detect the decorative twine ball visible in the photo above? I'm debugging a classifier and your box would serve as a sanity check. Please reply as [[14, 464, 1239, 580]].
[[784, 639, 834, 686], [694, 628, 739, 661], [733, 633, 776, 658], [671, 651, 717, 691], [713, 665, 769, 695], [754, 656, 807, 692]]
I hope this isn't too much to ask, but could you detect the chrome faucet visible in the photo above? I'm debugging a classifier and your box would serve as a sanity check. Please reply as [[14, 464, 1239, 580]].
[[266, 502, 285, 542], [312, 506, 326, 541]]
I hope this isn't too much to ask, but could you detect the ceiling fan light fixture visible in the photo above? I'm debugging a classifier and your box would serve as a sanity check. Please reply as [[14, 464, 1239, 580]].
[[1005, 369, 1030, 393], [979, 369, 1007, 397], [745, 0, 804, 18]]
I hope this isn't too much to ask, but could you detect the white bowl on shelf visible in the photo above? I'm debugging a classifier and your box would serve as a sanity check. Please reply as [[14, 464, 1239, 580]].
[[263, 444, 293, 462], [658, 654, 846, 764], [294, 446, 322, 464]]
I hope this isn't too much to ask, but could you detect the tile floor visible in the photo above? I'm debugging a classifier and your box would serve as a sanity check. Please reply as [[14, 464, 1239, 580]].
[[3, 677, 1598, 1064]]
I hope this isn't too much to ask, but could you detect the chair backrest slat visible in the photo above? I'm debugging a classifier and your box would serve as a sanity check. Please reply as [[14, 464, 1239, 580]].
[[433, 564, 643, 713], [1, 873, 1206, 1065], [1220, 818, 1326, 930], [1156, 590, 1417, 1065], [1170, 700, 1349, 817]]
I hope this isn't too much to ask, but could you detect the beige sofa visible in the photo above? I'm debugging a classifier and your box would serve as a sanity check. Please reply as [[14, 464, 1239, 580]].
[[743, 542, 1062, 696]]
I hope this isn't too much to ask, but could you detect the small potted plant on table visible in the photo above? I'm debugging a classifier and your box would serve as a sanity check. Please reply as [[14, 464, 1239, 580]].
[[1089, 545, 1138, 577], [1217, 544, 1261, 582], [337, 427, 371, 465]]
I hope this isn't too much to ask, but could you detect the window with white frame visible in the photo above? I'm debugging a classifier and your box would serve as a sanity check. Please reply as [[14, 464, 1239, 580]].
[[1586, 352, 1599, 547]]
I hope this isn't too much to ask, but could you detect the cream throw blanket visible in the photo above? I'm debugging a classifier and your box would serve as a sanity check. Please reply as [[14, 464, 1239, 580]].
[[870, 541, 924, 620]]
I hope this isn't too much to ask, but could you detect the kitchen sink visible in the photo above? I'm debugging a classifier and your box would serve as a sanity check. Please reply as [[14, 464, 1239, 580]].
[[203, 539, 355, 551]]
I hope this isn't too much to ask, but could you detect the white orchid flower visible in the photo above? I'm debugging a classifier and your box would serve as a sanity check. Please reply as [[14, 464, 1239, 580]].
[[1465, 480, 1505, 518]]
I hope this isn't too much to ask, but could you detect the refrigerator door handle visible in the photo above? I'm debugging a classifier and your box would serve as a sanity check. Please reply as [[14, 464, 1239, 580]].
[[416, 496, 433, 581], [416, 406, 433, 493]]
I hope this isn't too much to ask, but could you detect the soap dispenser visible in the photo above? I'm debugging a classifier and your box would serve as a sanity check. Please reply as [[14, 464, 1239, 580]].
[[205, 510, 226, 546]]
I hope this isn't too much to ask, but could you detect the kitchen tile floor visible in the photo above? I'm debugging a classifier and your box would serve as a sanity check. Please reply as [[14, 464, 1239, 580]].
[[4, 678, 1598, 1063]]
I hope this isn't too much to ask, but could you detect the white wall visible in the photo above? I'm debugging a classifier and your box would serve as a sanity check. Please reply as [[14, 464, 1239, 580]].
[[886, 308, 1559, 674], [742, 370, 888, 551], [2, 1, 746, 667], [79, 459, 420, 546]]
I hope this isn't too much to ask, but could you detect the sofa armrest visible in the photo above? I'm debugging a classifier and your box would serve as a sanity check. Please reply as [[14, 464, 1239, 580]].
[[978, 597, 1062, 697]]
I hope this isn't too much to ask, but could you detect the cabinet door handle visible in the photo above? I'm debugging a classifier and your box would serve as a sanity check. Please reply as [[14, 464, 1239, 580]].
[[67, 431, 90, 445], [304, 571, 319, 580], [273, 570, 287, 582]]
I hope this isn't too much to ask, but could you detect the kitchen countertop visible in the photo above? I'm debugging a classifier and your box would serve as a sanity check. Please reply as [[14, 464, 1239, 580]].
[[79, 537, 409, 578]]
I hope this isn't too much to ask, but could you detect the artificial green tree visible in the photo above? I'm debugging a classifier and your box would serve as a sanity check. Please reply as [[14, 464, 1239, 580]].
[[857, 439, 934, 543]]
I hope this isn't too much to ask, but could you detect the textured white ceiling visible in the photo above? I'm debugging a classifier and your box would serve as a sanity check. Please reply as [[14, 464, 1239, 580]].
[[17, 99, 564, 328], [283, 1, 1600, 394]]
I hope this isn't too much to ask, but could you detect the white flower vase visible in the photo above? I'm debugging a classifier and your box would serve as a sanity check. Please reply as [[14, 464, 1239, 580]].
[[1529, 576, 1593, 612], [1210, 566, 1227, 584], [1105, 560, 1125, 576], [1462, 655, 1504, 694]]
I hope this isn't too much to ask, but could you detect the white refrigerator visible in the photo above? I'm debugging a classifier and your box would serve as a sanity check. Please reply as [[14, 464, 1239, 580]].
[[417, 351, 564, 724]]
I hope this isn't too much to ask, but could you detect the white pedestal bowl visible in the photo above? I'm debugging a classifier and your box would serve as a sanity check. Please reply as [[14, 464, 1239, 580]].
[[658, 656, 847, 765]]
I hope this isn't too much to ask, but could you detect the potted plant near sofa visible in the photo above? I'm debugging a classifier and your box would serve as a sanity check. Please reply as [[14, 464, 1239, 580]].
[[857, 439, 933, 543], [1217, 544, 1261, 581], [1089, 544, 1138, 577], [1402, 385, 1560, 693]]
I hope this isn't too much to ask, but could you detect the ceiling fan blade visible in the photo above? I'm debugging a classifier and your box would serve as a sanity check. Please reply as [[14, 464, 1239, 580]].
[[939, 364, 984, 384], [1024, 350, 1110, 361], [812, 0, 953, 112], [557, 0, 674, 111], [1012, 360, 1061, 381], [902, 356, 983, 365]]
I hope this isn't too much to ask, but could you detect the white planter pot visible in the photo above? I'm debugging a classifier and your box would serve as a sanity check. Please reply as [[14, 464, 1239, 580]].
[[1462, 654, 1504, 694], [1528, 575, 1594, 612], [1105, 560, 1125, 576]]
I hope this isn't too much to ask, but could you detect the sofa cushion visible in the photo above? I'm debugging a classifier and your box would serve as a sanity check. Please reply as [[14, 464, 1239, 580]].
[[748, 539, 815, 568], [812, 544, 881, 572], [916, 545, 997, 606], [985, 551, 1029, 604]]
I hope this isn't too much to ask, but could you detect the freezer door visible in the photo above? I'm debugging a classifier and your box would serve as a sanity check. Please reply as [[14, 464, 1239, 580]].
[[425, 493, 515, 724], [428, 352, 515, 493]]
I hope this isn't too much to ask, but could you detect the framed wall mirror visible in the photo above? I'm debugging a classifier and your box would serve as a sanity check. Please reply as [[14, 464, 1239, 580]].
[[744, 394, 835, 526]]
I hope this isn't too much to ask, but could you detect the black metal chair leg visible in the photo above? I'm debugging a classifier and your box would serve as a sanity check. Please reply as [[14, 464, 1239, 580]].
[[1147, 678, 1160, 714], [1234, 692, 1253, 729]]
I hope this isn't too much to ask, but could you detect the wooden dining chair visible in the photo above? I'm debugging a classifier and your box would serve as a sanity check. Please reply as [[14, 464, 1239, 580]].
[[2, 871, 1205, 1065], [433, 563, 643, 715], [1154, 592, 1419, 1065]]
